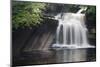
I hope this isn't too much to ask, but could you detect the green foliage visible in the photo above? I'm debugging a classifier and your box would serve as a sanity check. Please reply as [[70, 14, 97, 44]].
[[86, 6, 96, 22], [12, 1, 46, 30], [86, 6, 96, 15]]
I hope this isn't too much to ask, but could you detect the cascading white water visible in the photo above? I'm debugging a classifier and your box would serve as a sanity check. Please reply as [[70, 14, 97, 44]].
[[52, 13, 95, 49]]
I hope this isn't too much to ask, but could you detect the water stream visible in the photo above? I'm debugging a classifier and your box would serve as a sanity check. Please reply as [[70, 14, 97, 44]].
[[52, 12, 95, 49], [51, 8, 95, 63]]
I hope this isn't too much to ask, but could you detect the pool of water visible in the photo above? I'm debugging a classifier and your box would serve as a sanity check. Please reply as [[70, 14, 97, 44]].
[[13, 48, 96, 66]]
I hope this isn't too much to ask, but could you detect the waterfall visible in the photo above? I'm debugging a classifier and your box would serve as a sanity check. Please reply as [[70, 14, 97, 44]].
[[77, 7, 87, 13], [52, 13, 95, 49]]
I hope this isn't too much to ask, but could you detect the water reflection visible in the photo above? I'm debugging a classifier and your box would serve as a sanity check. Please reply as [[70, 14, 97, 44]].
[[55, 49, 87, 63]]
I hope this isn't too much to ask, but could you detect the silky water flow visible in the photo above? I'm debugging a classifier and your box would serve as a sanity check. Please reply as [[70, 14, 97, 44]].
[[52, 11, 95, 49], [51, 8, 95, 63]]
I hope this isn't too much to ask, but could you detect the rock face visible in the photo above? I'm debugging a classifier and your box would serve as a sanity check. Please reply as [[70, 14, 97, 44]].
[[12, 18, 58, 66]]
